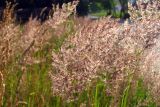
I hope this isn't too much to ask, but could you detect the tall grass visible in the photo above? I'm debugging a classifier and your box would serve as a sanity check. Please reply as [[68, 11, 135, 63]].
[[120, 75, 132, 107], [1, 1, 160, 106], [1, 17, 157, 106]]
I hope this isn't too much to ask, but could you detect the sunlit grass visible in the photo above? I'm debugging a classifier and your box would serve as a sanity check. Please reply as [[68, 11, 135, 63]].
[[1, 8, 159, 106]]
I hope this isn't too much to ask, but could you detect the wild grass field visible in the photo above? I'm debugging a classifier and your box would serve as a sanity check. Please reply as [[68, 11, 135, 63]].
[[0, 0, 160, 107]]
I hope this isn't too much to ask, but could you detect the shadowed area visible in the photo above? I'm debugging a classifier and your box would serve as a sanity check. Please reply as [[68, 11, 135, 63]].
[[0, 0, 132, 23], [0, 0, 75, 23], [0, 0, 53, 23]]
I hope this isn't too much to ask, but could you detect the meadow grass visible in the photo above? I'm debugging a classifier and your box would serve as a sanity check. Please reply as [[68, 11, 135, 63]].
[[1, 6, 159, 106], [2, 54, 156, 107]]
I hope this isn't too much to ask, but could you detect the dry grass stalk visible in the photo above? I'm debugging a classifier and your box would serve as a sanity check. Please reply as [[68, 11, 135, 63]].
[[0, 71, 5, 106], [45, 1, 79, 29], [0, 2, 15, 27], [0, 23, 20, 70], [0, 2, 21, 69]]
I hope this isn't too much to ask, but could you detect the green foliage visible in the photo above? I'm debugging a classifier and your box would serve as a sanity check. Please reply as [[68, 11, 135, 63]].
[[2, 44, 53, 107], [120, 76, 132, 107], [53, 20, 75, 53], [130, 79, 157, 107], [88, 0, 129, 18]]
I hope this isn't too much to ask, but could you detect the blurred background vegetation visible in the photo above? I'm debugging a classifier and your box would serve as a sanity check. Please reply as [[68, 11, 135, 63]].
[[0, 0, 131, 23]]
